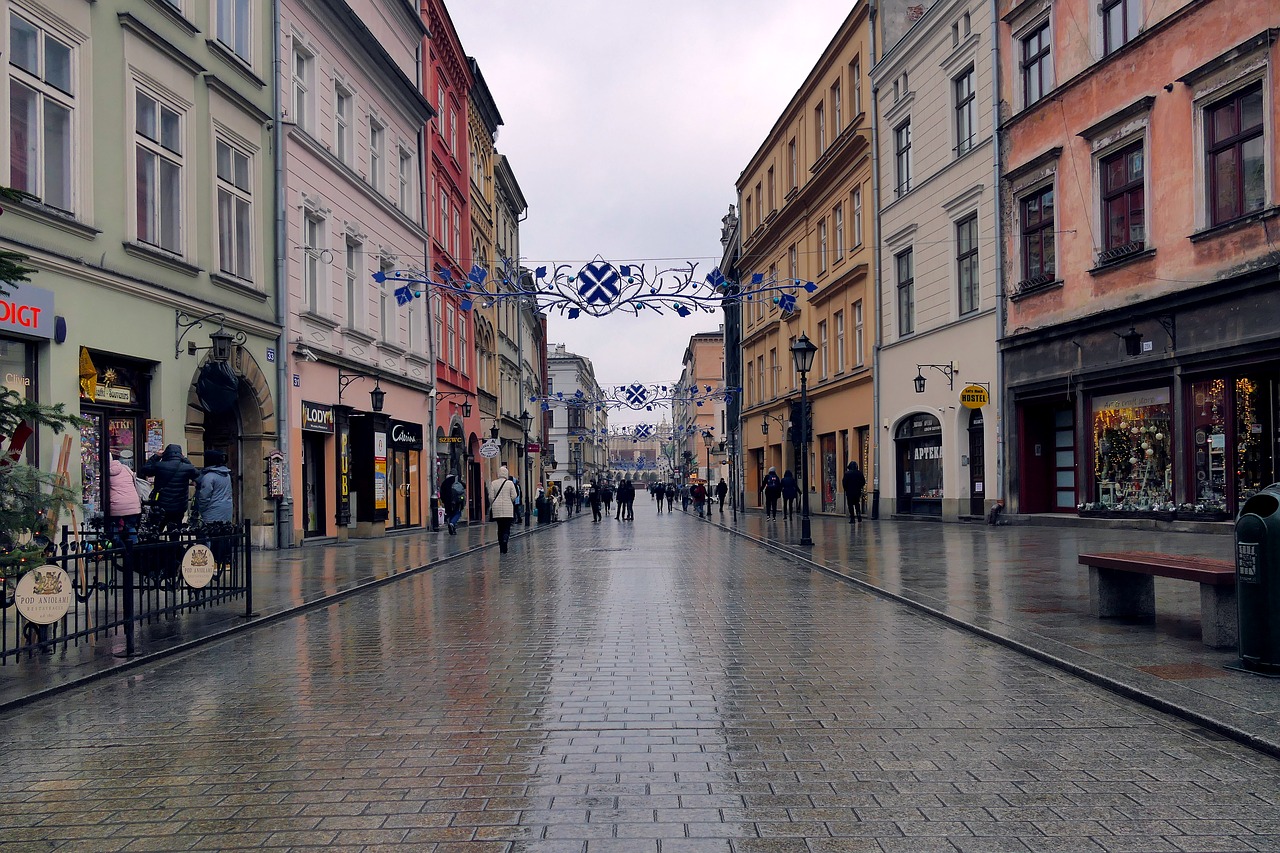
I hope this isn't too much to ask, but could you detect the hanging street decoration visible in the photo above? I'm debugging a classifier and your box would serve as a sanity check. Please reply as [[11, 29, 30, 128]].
[[374, 255, 818, 319], [568, 423, 706, 443], [530, 383, 738, 413]]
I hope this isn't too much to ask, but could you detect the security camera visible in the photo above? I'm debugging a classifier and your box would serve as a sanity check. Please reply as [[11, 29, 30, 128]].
[[299, 347, 319, 362]]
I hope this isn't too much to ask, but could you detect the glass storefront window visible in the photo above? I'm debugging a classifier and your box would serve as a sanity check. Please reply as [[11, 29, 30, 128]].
[[1091, 388, 1173, 509], [1190, 378, 1228, 513], [1235, 376, 1277, 510], [896, 414, 943, 514], [1189, 375, 1278, 514]]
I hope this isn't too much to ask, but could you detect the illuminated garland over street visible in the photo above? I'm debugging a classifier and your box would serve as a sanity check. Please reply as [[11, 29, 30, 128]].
[[567, 424, 707, 442], [375, 256, 817, 318], [531, 382, 738, 412]]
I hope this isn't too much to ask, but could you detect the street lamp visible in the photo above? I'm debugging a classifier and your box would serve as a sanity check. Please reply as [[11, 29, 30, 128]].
[[519, 409, 533, 527], [702, 429, 714, 485], [791, 333, 817, 547]]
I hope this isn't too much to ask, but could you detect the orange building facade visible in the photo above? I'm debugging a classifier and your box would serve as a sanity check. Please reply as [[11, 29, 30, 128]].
[[998, 0, 1280, 520]]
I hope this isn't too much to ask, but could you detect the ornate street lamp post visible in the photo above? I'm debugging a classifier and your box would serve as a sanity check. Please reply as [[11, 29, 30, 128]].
[[519, 409, 533, 527], [790, 333, 817, 547]]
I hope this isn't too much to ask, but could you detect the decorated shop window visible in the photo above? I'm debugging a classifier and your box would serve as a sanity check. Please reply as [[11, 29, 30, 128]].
[[1091, 389, 1173, 510]]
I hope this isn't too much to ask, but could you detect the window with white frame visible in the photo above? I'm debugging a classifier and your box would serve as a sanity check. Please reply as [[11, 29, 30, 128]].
[[815, 102, 825, 157], [449, 108, 457, 155], [768, 166, 775, 211], [788, 245, 797, 283], [756, 357, 764, 407], [818, 219, 828, 273], [834, 310, 845, 373], [956, 214, 979, 315], [1205, 83, 1265, 226], [303, 212, 324, 312], [292, 42, 313, 130], [834, 203, 844, 260], [8, 12, 74, 212], [446, 304, 457, 366], [379, 280, 393, 344], [1102, 0, 1141, 56], [459, 310, 468, 374], [432, 294, 443, 361], [345, 237, 362, 330], [135, 89, 183, 253], [851, 57, 862, 117], [452, 206, 460, 261], [215, 138, 251, 280], [831, 81, 842, 134], [398, 148, 412, 211], [769, 348, 778, 397], [368, 118, 384, 192], [894, 121, 912, 196], [896, 249, 914, 336], [818, 320, 828, 379], [1021, 22, 1051, 108], [214, 0, 251, 63], [955, 67, 976, 155], [438, 188, 449, 255], [407, 297, 420, 353], [787, 338, 795, 388], [854, 299, 864, 366], [788, 138, 797, 189], [853, 186, 862, 246], [334, 85, 351, 164]]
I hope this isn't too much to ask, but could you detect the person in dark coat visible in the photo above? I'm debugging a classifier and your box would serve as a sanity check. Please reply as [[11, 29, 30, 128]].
[[666, 483, 675, 511], [194, 450, 234, 524], [589, 481, 603, 522], [440, 470, 464, 534], [780, 470, 799, 520], [842, 460, 867, 522], [691, 481, 708, 517], [715, 478, 728, 513], [653, 481, 666, 513], [762, 467, 782, 519], [617, 479, 635, 521], [141, 443, 198, 530]]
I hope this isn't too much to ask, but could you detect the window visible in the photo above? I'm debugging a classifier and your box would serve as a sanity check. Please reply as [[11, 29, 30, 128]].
[[815, 102, 825, 156], [756, 357, 764, 407], [832, 81, 842, 134], [747, 360, 755, 405], [834, 310, 845, 373], [369, 119, 384, 192], [788, 138, 797, 189], [438, 189, 449, 255], [853, 186, 863, 246], [1021, 22, 1051, 107], [334, 86, 351, 164], [744, 196, 753, 233], [345, 238, 362, 330], [214, 0, 251, 62], [957, 214, 979, 315], [834, 203, 844, 260], [452, 206, 460, 261], [398, 148, 413, 211], [407, 298, 420, 353], [818, 219, 828, 273], [852, 58, 862, 117], [459, 310, 467, 374], [432, 294, 443, 360], [437, 84, 445, 116], [292, 42, 313, 130], [854, 300, 864, 366], [303, 212, 324, 312], [8, 13, 73, 212], [896, 249, 914, 336], [894, 121, 912, 196], [818, 320, 828, 380], [786, 338, 795, 388], [767, 166, 775, 211], [1102, 0, 1141, 56], [446, 304, 457, 366], [1100, 142, 1145, 254], [135, 89, 183, 253], [955, 67, 976, 155], [769, 348, 778, 397], [788, 245, 797, 283], [1021, 185, 1055, 283], [755, 182, 762, 225], [449, 108, 457, 155], [215, 139, 251, 280], [379, 280, 393, 343], [1206, 84, 1265, 226]]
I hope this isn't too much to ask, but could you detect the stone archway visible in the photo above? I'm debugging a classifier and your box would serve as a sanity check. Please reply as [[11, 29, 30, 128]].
[[184, 347, 277, 548]]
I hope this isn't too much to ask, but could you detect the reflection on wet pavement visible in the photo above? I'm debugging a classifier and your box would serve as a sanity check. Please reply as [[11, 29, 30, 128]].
[[1, 509, 1278, 851]]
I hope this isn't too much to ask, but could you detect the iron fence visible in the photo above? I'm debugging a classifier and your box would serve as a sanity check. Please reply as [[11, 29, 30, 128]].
[[0, 520, 253, 664]]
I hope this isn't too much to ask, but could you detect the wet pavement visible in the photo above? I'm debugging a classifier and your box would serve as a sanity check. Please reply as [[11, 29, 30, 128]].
[[3, 504, 1280, 851]]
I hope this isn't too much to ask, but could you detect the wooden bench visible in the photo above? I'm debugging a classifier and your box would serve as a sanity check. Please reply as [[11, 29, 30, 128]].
[[1078, 551, 1237, 648]]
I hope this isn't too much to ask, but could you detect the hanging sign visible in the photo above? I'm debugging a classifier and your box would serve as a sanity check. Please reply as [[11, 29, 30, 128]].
[[959, 384, 990, 409], [15, 566, 73, 625], [480, 439, 500, 458], [181, 544, 218, 589], [301, 401, 335, 433], [389, 420, 422, 449]]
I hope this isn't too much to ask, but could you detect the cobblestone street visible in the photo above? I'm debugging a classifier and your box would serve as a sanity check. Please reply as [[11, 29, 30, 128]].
[[4, 510, 1280, 852]]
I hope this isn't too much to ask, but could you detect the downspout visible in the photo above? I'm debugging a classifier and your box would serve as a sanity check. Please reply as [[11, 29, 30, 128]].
[[419, 41, 440, 532], [271, 0, 292, 549], [869, 0, 884, 519], [989, 0, 1007, 516]]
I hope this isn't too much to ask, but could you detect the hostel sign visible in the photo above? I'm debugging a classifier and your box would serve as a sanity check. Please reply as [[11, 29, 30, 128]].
[[959, 384, 989, 409]]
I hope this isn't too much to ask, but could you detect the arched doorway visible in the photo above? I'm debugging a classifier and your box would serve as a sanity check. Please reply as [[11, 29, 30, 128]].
[[895, 413, 942, 516], [184, 348, 276, 547], [968, 408, 985, 516]]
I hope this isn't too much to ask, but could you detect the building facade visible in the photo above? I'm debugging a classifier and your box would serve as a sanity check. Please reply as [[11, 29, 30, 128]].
[[736, 4, 876, 515], [998, 0, 1279, 520], [872, 0, 1002, 520], [546, 343, 606, 493], [281, 0, 433, 543], [674, 328, 726, 484], [3, 0, 280, 545]]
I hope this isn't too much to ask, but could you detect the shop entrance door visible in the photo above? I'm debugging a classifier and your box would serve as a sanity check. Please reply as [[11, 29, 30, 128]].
[[203, 408, 241, 522], [968, 409, 985, 516], [301, 433, 326, 537], [390, 448, 409, 528]]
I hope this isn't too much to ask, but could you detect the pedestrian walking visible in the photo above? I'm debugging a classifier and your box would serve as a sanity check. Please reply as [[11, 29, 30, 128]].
[[440, 470, 465, 534], [653, 481, 666, 513], [781, 470, 799, 520], [762, 466, 782, 519], [691, 481, 708, 517], [107, 452, 143, 547], [618, 478, 636, 520], [141, 443, 198, 531], [842, 460, 866, 523], [666, 483, 675, 511], [487, 466, 519, 554], [602, 484, 613, 513], [564, 484, 577, 516], [715, 478, 728, 513], [589, 481, 603, 522]]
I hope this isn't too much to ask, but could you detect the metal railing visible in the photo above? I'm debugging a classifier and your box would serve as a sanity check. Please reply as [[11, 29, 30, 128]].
[[0, 520, 252, 664]]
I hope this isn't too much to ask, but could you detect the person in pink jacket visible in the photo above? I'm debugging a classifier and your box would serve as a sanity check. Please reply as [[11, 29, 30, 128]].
[[108, 453, 143, 546]]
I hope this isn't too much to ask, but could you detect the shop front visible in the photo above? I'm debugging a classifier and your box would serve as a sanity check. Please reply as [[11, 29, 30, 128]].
[[348, 411, 390, 538], [0, 282, 53, 466], [895, 413, 943, 517], [78, 350, 156, 519], [387, 419, 422, 530], [300, 401, 334, 538]]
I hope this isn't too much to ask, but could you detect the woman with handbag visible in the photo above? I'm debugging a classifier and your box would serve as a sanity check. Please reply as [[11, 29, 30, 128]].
[[487, 466, 519, 554]]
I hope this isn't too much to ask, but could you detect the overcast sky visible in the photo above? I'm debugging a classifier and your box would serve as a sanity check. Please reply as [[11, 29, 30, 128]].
[[448, 1, 858, 425]]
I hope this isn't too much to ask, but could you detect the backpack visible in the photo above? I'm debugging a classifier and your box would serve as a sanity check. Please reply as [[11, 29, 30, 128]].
[[765, 473, 780, 491], [134, 475, 154, 505], [451, 480, 466, 501]]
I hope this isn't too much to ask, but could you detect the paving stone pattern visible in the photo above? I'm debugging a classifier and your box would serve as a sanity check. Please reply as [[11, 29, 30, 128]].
[[1, 511, 1278, 852]]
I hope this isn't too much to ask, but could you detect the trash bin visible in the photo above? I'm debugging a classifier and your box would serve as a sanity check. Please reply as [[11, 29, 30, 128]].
[[1235, 483, 1280, 673]]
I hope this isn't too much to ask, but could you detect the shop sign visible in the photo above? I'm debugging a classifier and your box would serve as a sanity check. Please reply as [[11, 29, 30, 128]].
[[301, 401, 335, 433], [480, 439, 500, 458], [374, 431, 388, 511], [959, 384, 989, 409], [0, 283, 55, 340], [1092, 388, 1170, 411], [15, 566, 73, 625], [181, 544, 217, 589], [527, 442, 541, 453], [389, 420, 423, 449], [438, 436, 463, 444], [95, 384, 134, 405], [913, 444, 943, 461], [337, 422, 352, 525]]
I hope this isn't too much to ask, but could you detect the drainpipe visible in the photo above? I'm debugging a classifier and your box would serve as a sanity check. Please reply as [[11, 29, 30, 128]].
[[989, 0, 1007, 515], [868, 0, 884, 519], [271, 0, 292, 549], [419, 41, 440, 532]]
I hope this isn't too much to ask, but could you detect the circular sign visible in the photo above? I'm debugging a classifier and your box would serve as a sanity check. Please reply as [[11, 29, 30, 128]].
[[479, 440, 500, 459], [14, 565, 73, 625], [959, 384, 990, 409], [181, 544, 218, 589]]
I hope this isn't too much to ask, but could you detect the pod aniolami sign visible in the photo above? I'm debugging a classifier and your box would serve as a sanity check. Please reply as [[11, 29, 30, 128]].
[[15, 566, 73, 625]]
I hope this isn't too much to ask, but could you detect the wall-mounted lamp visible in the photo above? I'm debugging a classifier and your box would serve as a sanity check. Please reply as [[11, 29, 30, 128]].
[[176, 310, 245, 361], [338, 369, 385, 412], [433, 389, 473, 418], [1118, 326, 1143, 357], [913, 362, 956, 393], [760, 412, 786, 435]]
